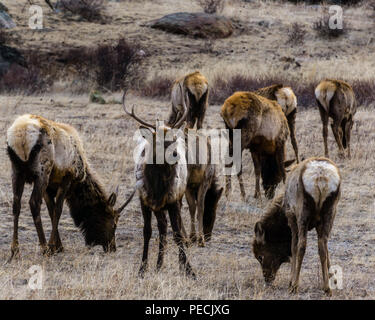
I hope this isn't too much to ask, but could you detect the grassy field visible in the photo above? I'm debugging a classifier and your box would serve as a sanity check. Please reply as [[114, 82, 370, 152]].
[[0, 0, 374, 299]]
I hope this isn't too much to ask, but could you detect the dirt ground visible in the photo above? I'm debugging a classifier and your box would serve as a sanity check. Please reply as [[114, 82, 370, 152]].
[[0, 0, 374, 300], [0, 93, 374, 299]]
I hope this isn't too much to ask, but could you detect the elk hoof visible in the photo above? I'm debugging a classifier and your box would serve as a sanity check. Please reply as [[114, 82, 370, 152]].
[[189, 234, 197, 243], [197, 237, 205, 247], [6, 248, 19, 264], [46, 244, 64, 256], [185, 265, 196, 280], [288, 283, 299, 294], [324, 287, 332, 297]]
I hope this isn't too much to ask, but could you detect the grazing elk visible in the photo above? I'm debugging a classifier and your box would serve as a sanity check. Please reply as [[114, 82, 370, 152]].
[[253, 157, 341, 296], [221, 91, 294, 200], [167, 71, 209, 129], [255, 84, 299, 163], [184, 131, 223, 247], [122, 90, 195, 278], [315, 79, 357, 158], [6, 114, 127, 261]]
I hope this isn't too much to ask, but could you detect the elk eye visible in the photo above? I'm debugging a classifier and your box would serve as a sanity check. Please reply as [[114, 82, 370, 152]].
[[258, 256, 263, 263], [173, 151, 177, 157]]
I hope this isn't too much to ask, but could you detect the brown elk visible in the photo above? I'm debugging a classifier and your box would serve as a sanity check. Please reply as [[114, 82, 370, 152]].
[[6, 114, 127, 261], [122, 90, 195, 278], [221, 91, 294, 200], [253, 157, 341, 296], [315, 79, 357, 158], [183, 131, 223, 247], [167, 71, 209, 129], [255, 84, 299, 163]]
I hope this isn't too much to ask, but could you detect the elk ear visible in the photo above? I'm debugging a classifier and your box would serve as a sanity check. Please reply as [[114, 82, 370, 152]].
[[254, 221, 265, 244], [108, 193, 117, 207], [284, 159, 295, 168]]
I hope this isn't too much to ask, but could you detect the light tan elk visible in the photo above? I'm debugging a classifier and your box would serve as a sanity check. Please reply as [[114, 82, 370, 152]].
[[253, 157, 341, 296], [315, 79, 357, 158], [183, 131, 223, 247], [255, 84, 299, 162], [167, 71, 209, 129], [121, 90, 195, 278], [221, 91, 294, 200], [6, 114, 128, 261]]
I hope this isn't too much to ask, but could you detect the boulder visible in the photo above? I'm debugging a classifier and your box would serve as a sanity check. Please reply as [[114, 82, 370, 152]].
[[148, 12, 233, 39]]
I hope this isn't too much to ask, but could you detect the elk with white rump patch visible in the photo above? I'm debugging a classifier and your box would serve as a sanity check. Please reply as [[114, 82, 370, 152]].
[[255, 84, 299, 162], [315, 79, 357, 158], [253, 157, 341, 296], [167, 71, 209, 129], [6, 114, 127, 261]]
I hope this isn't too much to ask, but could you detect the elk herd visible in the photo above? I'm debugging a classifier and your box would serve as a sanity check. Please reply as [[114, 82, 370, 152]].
[[5, 71, 357, 296]]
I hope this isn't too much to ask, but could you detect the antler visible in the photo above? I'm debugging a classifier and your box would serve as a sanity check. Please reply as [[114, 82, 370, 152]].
[[171, 82, 189, 129], [122, 89, 156, 130], [116, 189, 136, 214]]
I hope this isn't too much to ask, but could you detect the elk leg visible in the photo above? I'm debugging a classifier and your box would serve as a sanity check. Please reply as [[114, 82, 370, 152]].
[[318, 105, 329, 158], [289, 223, 307, 294], [331, 122, 345, 158], [197, 91, 208, 129], [317, 225, 332, 296], [29, 178, 49, 255], [197, 182, 210, 247], [345, 117, 353, 159], [44, 190, 57, 251], [237, 166, 246, 201], [139, 200, 152, 278], [287, 115, 299, 163], [168, 202, 196, 279], [155, 210, 167, 272], [8, 171, 25, 262], [251, 152, 261, 199], [46, 176, 71, 254], [185, 188, 197, 243], [288, 216, 298, 288]]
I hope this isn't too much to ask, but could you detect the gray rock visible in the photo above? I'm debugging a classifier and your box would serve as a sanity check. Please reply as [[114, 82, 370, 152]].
[[0, 11, 16, 29], [147, 12, 234, 39]]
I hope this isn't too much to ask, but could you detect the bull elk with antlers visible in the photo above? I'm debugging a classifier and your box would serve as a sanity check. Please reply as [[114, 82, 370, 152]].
[[121, 88, 195, 278]]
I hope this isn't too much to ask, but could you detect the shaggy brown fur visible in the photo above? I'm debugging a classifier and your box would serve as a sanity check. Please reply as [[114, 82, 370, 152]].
[[252, 195, 292, 283], [315, 79, 357, 158], [255, 84, 299, 162], [167, 71, 209, 129], [183, 132, 223, 247], [6, 114, 124, 261], [221, 91, 291, 199], [253, 157, 341, 296], [122, 93, 195, 279]]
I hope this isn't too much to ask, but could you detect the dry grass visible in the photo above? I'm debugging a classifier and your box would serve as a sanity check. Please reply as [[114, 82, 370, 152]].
[[0, 0, 374, 300], [0, 93, 374, 299]]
